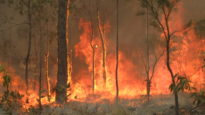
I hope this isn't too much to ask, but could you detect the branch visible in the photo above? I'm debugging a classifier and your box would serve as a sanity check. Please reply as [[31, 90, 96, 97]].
[[150, 50, 165, 80], [148, 1, 168, 40]]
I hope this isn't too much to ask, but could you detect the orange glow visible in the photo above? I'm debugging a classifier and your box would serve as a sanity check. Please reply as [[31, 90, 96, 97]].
[[0, 1, 204, 109]]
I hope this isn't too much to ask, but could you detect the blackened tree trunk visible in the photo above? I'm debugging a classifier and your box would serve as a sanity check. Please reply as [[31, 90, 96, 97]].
[[56, 0, 68, 104], [115, 0, 119, 104], [66, 0, 72, 93], [145, 6, 151, 101], [45, 21, 51, 102], [96, 10, 107, 88], [38, 24, 43, 110], [92, 46, 95, 92], [166, 38, 179, 115], [25, 0, 32, 102], [90, 26, 95, 93], [138, 0, 181, 114]]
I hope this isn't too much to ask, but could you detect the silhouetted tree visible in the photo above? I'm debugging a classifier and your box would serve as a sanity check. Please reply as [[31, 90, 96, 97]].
[[56, 0, 68, 103], [139, 0, 182, 114], [115, 0, 119, 104]]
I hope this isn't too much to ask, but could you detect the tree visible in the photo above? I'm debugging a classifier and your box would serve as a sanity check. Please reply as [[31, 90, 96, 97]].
[[96, 1, 107, 88], [143, 8, 164, 100], [138, 0, 183, 114], [66, 0, 73, 96], [115, 0, 119, 104], [45, 20, 51, 102], [38, 24, 43, 110], [56, 0, 69, 103], [24, 0, 32, 103], [88, 1, 96, 93]]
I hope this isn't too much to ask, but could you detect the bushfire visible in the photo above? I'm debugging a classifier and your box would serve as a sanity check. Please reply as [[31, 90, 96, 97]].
[[0, 0, 204, 113]]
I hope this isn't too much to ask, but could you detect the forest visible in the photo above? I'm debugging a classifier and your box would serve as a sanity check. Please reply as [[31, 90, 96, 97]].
[[0, 0, 205, 115]]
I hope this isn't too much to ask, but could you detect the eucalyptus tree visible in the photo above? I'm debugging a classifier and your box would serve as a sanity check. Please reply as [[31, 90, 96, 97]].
[[115, 0, 119, 104], [138, 0, 192, 114], [56, 0, 69, 103], [96, 0, 107, 88]]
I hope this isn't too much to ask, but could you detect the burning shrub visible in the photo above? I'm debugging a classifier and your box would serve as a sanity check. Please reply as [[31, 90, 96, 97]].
[[0, 65, 23, 114]]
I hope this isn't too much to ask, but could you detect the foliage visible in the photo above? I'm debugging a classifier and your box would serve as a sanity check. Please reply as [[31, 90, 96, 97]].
[[0, 65, 23, 114], [195, 19, 205, 38], [0, 65, 5, 72], [191, 90, 205, 107], [169, 74, 192, 93]]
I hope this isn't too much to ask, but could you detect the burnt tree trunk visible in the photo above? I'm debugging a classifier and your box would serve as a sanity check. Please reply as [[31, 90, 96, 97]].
[[164, 10, 179, 114], [38, 29, 43, 111], [145, 6, 151, 101], [88, 4, 95, 93], [92, 47, 95, 92], [115, 0, 119, 104], [45, 21, 51, 102], [96, 10, 107, 88], [166, 38, 179, 115], [66, 0, 72, 91], [25, 0, 32, 102], [56, 0, 68, 103]]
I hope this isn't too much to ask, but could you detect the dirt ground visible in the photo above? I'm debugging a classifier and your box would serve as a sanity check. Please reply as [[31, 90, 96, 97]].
[[1, 93, 205, 115]]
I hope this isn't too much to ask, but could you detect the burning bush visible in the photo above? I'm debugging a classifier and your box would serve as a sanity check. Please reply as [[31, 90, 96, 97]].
[[0, 65, 23, 114]]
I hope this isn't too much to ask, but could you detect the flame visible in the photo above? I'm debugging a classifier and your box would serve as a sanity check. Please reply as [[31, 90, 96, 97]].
[[70, 2, 205, 102], [0, 1, 204, 109]]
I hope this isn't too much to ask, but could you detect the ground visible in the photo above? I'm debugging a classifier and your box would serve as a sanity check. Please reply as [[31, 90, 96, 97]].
[[1, 93, 205, 115]]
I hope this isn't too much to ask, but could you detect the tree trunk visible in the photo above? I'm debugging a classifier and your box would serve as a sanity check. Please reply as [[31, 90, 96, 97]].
[[45, 21, 51, 102], [166, 38, 179, 115], [25, 0, 32, 103], [146, 80, 151, 101], [97, 11, 107, 88], [66, 0, 72, 93], [92, 48, 95, 92], [146, 6, 151, 101], [115, 0, 119, 104], [38, 34, 42, 111], [56, 0, 68, 104]]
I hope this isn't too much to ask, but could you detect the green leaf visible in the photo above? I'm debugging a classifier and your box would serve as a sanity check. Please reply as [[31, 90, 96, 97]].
[[0, 65, 5, 72]]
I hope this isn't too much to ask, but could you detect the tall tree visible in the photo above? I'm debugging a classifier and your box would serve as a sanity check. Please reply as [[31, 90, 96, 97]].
[[144, 10, 164, 101], [66, 0, 72, 96], [45, 20, 51, 102], [89, 20, 96, 92], [96, 1, 107, 88], [56, 0, 68, 103], [38, 22, 43, 110], [138, 0, 183, 114], [115, 0, 119, 104], [25, 0, 32, 102], [88, 3, 96, 93]]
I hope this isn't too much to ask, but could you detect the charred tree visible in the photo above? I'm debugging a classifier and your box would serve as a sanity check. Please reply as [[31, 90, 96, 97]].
[[66, 0, 72, 95], [144, 9, 164, 101], [145, 6, 151, 101], [38, 24, 43, 111], [139, 0, 182, 114], [89, 13, 96, 93], [115, 0, 119, 104], [25, 0, 32, 102], [56, 0, 68, 103], [96, 4, 107, 88], [45, 21, 51, 102]]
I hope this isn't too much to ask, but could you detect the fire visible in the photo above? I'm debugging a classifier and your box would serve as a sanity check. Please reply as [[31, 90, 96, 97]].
[[0, 1, 204, 110], [70, 1, 205, 102]]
